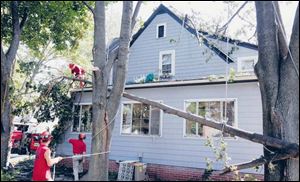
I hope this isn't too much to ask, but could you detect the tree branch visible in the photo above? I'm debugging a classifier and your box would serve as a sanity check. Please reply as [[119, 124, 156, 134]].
[[131, 1, 143, 31], [107, 1, 133, 121], [221, 152, 295, 175], [82, 1, 95, 15], [217, 1, 248, 34]]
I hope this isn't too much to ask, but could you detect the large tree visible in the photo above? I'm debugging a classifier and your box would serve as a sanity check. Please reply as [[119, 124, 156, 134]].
[[1, 1, 88, 168], [255, 1, 299, 181], [80, 1, 142, 180]]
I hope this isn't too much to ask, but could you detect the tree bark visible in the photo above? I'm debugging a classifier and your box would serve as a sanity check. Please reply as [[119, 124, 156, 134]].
[[88, 1, 108, 181], [276, 4, 299, 181], [1, 1, 22, 168], [255, 1, 299, 181]]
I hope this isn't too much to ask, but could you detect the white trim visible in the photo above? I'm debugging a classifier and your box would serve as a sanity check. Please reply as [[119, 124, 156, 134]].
[[70, 75, 258, 92], [183, 98, 238, 140], [159, 50, 175, 76], [237, 56, 258, 72], [120, 100, 163, 137], [156, 23, 166, 38]]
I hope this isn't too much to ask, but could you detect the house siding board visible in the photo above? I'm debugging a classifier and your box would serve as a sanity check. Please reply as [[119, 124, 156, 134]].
[[127, 13, 257, 82], [57, 82, 262, 174]]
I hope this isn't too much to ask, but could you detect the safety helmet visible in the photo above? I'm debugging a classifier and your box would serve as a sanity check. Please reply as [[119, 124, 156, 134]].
[[40, 131, 53, 142], [79, 133, 86, 140]]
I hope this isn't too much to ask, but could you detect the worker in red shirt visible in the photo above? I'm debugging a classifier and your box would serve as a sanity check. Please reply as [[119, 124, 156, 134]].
[[32, 131, 62, 181], [69, 133, 87, 181]]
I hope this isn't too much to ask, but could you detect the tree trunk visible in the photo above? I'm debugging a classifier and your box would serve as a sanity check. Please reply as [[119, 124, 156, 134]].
[[276, 4, 299, 181], [87, 1, 133, 180], [255, 2, 299, 181], [1, 1, 22, 168], [88, 1, 108, 180]]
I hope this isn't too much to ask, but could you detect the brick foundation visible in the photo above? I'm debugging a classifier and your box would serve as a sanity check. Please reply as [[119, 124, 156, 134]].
[[58, 159, 264, 181]]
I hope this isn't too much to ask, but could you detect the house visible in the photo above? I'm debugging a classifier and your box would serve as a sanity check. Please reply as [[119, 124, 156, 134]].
[[56, 4, 263, 181]]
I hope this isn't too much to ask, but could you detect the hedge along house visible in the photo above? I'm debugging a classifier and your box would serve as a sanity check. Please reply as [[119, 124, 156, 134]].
[[56, 4, 264, 180]]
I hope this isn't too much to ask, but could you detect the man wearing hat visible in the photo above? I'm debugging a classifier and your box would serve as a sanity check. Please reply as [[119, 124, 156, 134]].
[[32, 131, 63, 181], [69, 133, 87, 181]]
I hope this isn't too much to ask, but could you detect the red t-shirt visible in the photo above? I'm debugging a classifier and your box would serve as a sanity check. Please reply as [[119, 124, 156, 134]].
[[32, 144, 51, 181], [69, 139, 86, 155]]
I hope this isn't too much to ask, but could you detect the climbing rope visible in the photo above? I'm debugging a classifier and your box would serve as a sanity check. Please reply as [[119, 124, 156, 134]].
[[61, 151, 111, 159]]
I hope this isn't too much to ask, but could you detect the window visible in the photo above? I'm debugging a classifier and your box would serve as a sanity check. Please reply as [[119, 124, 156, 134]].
[[184, 99, 236, 138], [237, 56, 258, 72], [156, 23, 166, 38], [72, 104, 93, 132], [121, 102, 161, 136], [159, 50, 175, 77]]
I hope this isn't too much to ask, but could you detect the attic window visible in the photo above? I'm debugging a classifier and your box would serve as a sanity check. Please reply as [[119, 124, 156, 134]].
[[157, 23, 166, 38], [237, 56, 258, 72]]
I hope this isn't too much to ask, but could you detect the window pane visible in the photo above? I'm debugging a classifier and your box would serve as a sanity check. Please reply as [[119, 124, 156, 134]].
[[162, 64, 171, 74], [223, 101, 235, 137], [141, 104, 150, 135], [186, 120, 197, 136], [208, 101, 221, 121], [162, 54, 171, 65], [150, 107, 160, 135], [132, 119, 141, 135], [80, 105, 92, 132], [198, 102, 208, 117], [158, 25, 164, 38], [186, 102, 197, 136], [72, 105, 80, 132], [122, 104, 132, 134], [132, 103, 142, 119]]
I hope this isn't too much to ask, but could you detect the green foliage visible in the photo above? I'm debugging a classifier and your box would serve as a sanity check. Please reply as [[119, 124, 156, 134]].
[[228, 68, 236, 82], [1, 1, 89, 51], [33, 80, 74, 145], [1, 170, 17, 181]]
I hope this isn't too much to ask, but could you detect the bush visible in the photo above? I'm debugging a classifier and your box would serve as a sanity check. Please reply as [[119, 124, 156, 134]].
[[1, 170, 16, 181]]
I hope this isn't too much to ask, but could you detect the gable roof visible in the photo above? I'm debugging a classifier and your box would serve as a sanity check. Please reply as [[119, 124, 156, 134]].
[[130, 4, 258, 63]]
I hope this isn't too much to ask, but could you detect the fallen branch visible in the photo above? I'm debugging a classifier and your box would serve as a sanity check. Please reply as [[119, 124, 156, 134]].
[[62, 76, 299, 158], [221, 152, 294, 175]]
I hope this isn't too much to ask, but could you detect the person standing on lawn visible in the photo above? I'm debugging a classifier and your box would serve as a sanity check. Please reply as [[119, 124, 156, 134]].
[[32, 131, 63, 181], [68, 133, 87, 181]]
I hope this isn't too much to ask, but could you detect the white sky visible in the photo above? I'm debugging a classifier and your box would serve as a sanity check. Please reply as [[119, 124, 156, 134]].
[[106, 1, 298, 43]]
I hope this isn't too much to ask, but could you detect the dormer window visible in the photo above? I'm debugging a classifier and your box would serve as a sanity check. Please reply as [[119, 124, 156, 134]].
[[157, 23, 166, 38], [237, 56, 258, 72]]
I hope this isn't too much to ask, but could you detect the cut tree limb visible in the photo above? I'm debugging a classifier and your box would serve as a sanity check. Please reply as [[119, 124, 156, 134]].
[[221, 151, 296, 175]]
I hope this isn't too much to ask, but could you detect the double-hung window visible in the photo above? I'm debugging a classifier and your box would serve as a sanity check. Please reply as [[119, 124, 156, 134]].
[[159, 50, 175, 76], [121, 102, 161, 136], [184, 99, 237, 138], [72, 104, 93, 132]]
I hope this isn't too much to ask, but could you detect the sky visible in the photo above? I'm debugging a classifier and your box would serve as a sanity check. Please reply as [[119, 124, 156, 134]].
[[106, 1, 298, 43]]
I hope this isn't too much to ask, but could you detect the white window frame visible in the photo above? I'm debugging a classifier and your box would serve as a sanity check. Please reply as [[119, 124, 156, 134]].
[[159, 50, 175, 76], [71, 102, 93, 134], [156, 23, 166, 38], [183, 98, 238, 139], [120, 101, 163, 137], [237, 56, 258, 72]]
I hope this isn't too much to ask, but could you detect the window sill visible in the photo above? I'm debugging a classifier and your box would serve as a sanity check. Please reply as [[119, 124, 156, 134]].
[[120, 133, 161, 138], [183, 135, 238, 140]]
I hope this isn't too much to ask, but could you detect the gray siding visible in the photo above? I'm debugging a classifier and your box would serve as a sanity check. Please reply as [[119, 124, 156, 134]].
[[57, 82, 263, 174], [127, 13, 257, 82]]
